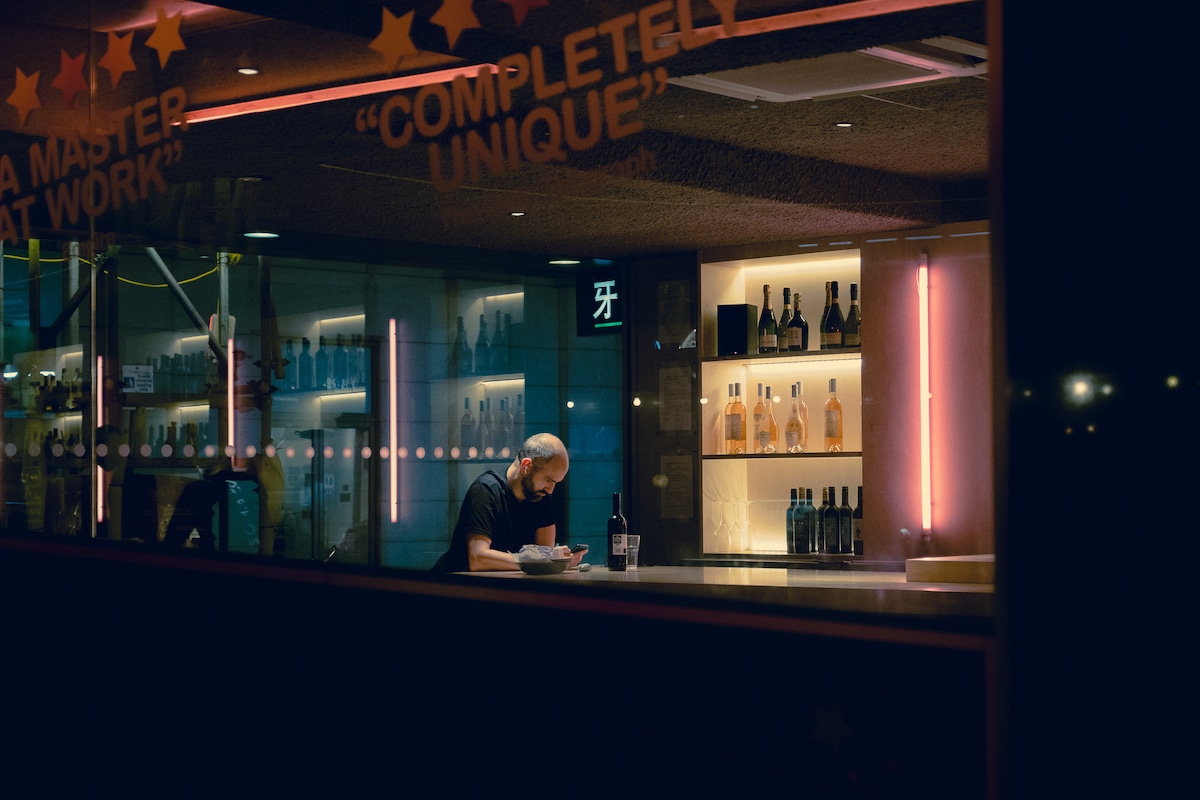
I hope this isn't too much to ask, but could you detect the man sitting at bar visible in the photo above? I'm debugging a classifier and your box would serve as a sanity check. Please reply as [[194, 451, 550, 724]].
[[432, 432, 579, 572]]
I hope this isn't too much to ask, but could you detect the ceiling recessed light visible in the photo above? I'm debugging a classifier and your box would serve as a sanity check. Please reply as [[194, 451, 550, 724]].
[[836, 122, 852, 128], [509, 211, 525, 216], [549, 259, 580, 265], [237, 67, 260, 75], [244, 231, 279, 239]]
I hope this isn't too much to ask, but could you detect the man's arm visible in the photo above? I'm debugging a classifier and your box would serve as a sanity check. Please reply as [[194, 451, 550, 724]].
[[465, 532, 522, 571]]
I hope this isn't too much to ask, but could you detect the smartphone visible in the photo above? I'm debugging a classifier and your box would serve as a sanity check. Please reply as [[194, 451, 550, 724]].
[[570, 544, 589, 554]]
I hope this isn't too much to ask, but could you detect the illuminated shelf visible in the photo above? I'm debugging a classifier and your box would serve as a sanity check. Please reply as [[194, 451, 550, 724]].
[[702, 348, 861, 364], [703, 451, 862, 460]]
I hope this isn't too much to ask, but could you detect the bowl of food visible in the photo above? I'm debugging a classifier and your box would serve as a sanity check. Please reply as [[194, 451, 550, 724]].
[[518, 557, 572, 576]]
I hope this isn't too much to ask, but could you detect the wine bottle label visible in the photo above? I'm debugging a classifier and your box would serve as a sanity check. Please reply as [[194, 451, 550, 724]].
[[611, 533, 626, 555], [726, 415, 742, 438], [758, 430, 770, 449], [785, 430, 800, 448], [759, 333, 777, 349], [844, 332, 860, 347], [825, 411, 838, 437]]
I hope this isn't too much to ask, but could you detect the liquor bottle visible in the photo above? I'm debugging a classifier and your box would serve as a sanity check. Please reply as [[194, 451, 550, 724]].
[[757, 284, 778, 353], [503, 313, 515, 372], [787, 290, 809, 351], [729, 382, 747, 454], [804, 488, 817, 553], [333, 334, 349, 388], [778, 288, 792, 342], [513, 393, 526, 448], [475, 399, 489, 455], [785, 384, 804, 453], [853, 485, 864, 556], [752, 383, 768, 453], [825, 486, 841, 553], [816, 487, 832, 553], [353, 334, 367, 388], [608, 491, 628, 571], [822, 280, 845, 349], [839, 485, 854, 555], [787, 488, 800, 554], [844, 283, 861, 348], [795, 380, 810, 453], [315, 335, 330, 390], [824, 378, 843, 452], [492, 310, 508, 373], [496, 397, 513, 454], [764, 385, 779, 453], [722, 383, 734, 454], [819, 282, 831, 348], [474, 312, 491, 374], [460, 397, 474, 453], [283, 339, 296, 390], [452, 315, 473, 378], [484, 397, 495, 454]]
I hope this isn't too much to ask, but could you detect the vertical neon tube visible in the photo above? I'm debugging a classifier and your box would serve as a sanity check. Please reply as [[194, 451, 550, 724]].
[[227, 337, 235, 457], [388, 318, 398, 523], [917, 253, 932, 533], [96, 355, 105, 523]]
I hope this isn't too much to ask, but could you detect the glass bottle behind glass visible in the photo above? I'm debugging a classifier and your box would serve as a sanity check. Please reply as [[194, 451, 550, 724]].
[[853, 485, 864, 556], [843, 283, 861, 348], [839, 485, 854, 555], [460, 397, 474, 454], [824, 378, 843, 452], [752, 382, 767, 453], [298, 335, 314, 388], [283, 339, 296, 391], [333, 334, 349, 388], [474, 313, 491, 375], [795, 380, 810, 453], [786, 488, 800, 554], [492, 310, 508, 373], [787, 290, 809, 351], [315, 335, 330, 390], [452, 315, 473, 378], [607, 491, 628, 571], [729, 382, 747, 454], [757, 284, 778, 353], [514, 393, 526, 448], [764, 385, 779, 453], [822, 281, 845, 349], [475, 399, 489, 455], [778, 288, 792, 350], [785, 384, 805, 453]]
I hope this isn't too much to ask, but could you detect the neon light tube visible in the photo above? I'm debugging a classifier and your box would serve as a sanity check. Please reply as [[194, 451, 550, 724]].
[[227, 337, 235, 457], [96, 355, 105, 523], [917, 253, 932, 533], [389, 318, 399, 523]]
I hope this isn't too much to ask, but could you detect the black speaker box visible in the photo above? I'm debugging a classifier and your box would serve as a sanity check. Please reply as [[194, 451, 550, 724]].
[[717, 304, 758, 356]]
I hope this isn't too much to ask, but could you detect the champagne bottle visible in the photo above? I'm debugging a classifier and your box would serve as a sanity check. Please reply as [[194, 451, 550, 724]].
[[728, 382, 747, 454], [460, 397, 474, 454], [492, 309, 508, 373], [824, 378, 843, 452], [787, 488, 800, 554], [608, 491, 628, 571], [298, 338, 313, 390], [757, 284, 778, 353], [822, 280, 845, 349], [474, 313, 491, 374], [803, 488, 817, 553], [752, 383, 767, 453], [764, 385, 779, 453], [853, 485, 864, 556], [819, 282, 831, 348], [315, 335, 330, 390], [787, 290, 809, 351], [817, 487, 833, 553], [778, 288, 792, 351], [839, 485, 854, 555], [785, 384, 805, 453], [452, 315, 473, 378], [844, 283, 861, 348], [795, 380, 810, 453]]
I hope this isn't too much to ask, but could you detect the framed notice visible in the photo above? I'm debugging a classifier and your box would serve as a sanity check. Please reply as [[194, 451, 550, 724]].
[[123, 364, 153, 393]]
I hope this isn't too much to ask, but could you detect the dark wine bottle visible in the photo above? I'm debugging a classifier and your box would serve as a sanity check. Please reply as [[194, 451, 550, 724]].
[[819, 282, 831, 348], [839, 485, 853, 555], [298, 337, 313, 390], [803, 488, 817, 553], [778, 288, 792, 341], [608, 491, 628, 571], [492, 309, 508, 373], [853, 485, 864, 556], [822, 486, 840, 553], [843, 283, 860, 348], [474, 313, 491, 374], [315, 335, 330, 390], [822, 280, 845, 349], [786, 487, 800, 554], [787, 290, 809, 351], [757, 284, 778, 353], [452, 315, 473, 378]]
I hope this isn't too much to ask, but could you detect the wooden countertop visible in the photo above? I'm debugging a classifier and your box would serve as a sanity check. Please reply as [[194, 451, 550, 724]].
[[459, 564, 994, 622]]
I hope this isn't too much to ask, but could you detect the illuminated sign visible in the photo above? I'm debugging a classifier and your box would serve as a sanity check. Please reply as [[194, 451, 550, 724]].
[[577, 268, 624, 336]]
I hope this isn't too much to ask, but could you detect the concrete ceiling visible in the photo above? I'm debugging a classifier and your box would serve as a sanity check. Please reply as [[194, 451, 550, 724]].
[[2, 0, 989, 263]]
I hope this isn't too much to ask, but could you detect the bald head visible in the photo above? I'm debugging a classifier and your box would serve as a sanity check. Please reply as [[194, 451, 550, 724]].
[[519, 433, 568, 470]]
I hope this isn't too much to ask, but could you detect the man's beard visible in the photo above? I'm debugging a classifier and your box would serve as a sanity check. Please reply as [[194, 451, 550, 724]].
[[521, 473, 546, 501]]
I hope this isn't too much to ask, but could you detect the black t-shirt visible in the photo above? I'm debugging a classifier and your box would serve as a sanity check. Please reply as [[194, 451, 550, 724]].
[[431, 470, 557, 573]]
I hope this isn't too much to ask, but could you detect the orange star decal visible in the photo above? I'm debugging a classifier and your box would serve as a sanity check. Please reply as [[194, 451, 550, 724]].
[[430, 0, 480, 50], [6, 67, 41, 126], [498, 0, 550, 27], [146, 8, 187, 69], [52, 50, 88, 107], [369, 8, 418, 73], [99, 29, 137, 88]]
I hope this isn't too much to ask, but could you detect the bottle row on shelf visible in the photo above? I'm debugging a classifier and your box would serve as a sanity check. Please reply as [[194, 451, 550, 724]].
[[452, 310, 516, 378], [720, 379, 845, 455], [282, 335, 368, 393], [753, 280, 861, 355], [458, 393, 525, 458], [788, 485, 863, 556]]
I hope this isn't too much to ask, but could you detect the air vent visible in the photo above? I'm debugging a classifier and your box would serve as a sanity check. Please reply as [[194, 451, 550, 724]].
[[670, 37, 987, 102]]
